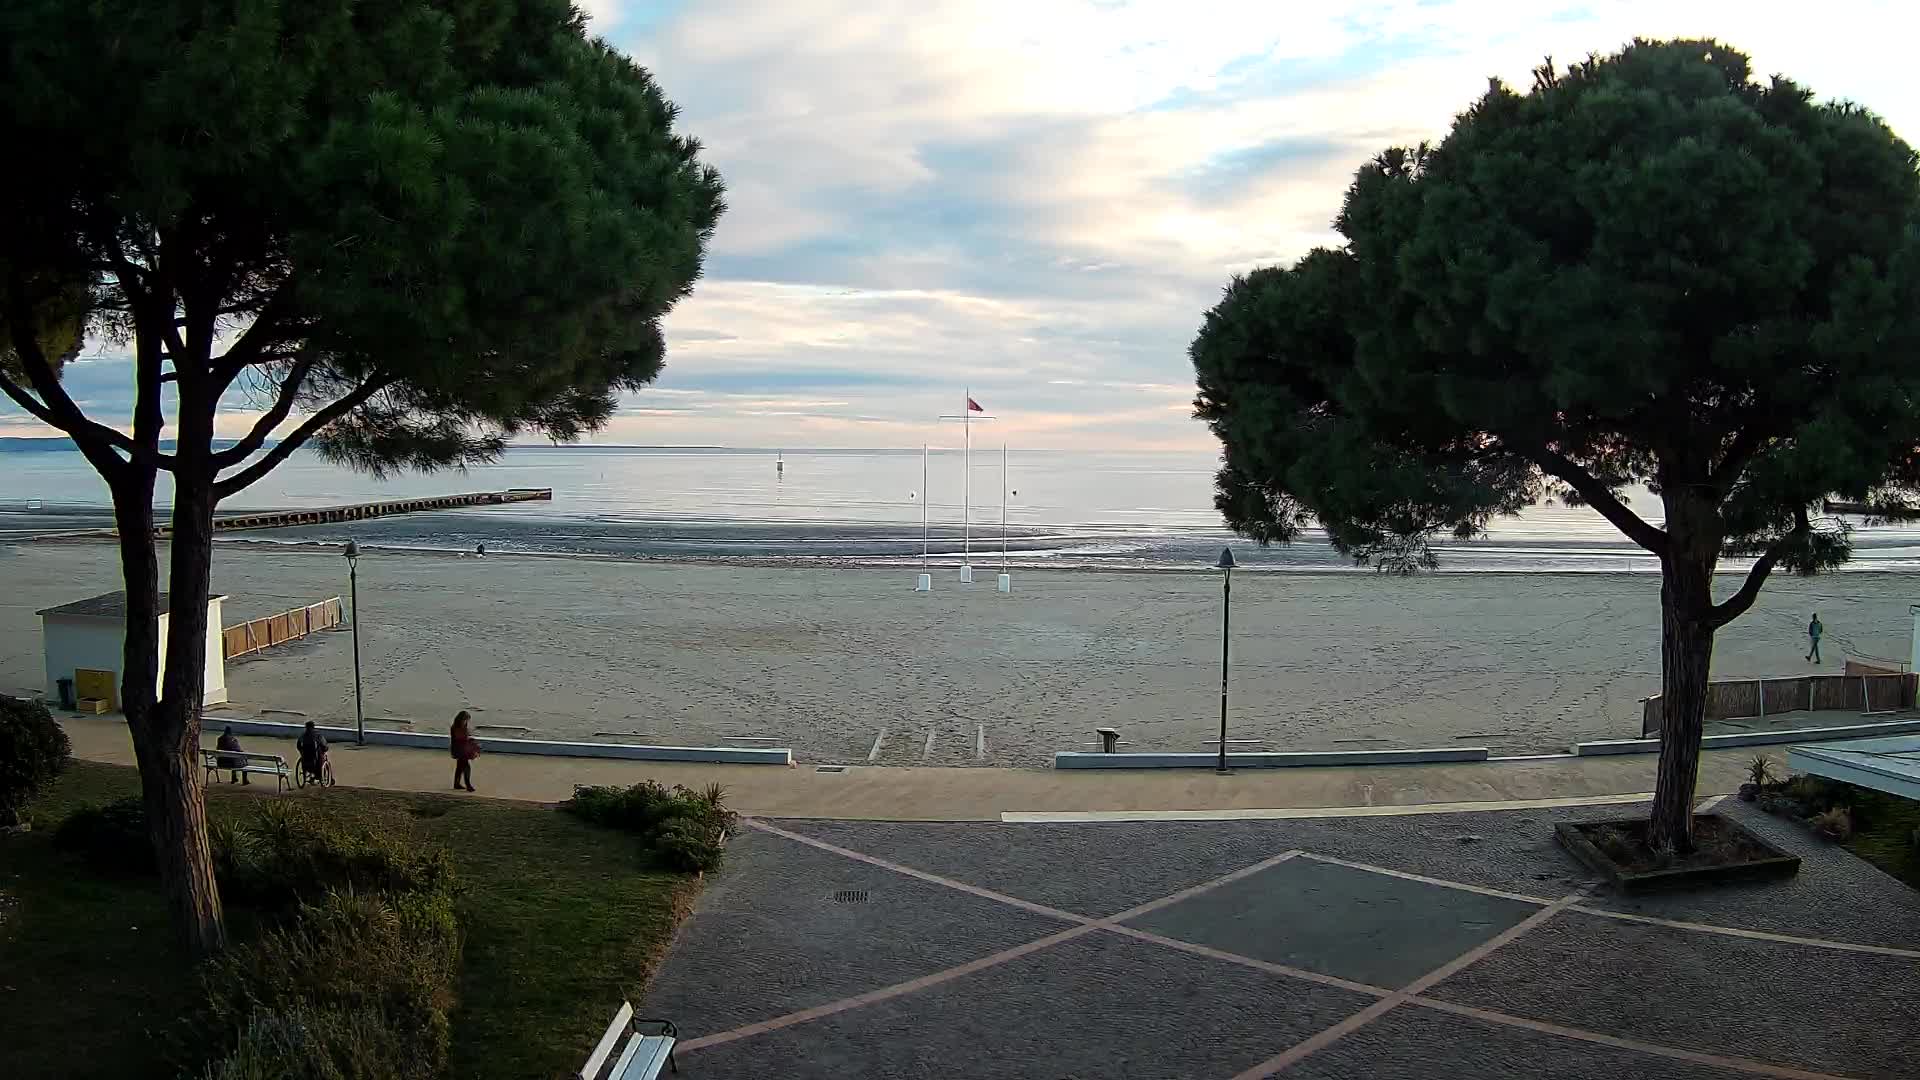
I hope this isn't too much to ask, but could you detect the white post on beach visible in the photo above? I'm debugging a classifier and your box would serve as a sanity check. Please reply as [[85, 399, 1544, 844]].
[[1909, 604, 1920, 673], [998, 443, 1011, 593], [922, 443, 930, 562]]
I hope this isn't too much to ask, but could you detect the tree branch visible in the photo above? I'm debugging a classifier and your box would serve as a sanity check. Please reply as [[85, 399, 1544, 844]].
[[2, 285, 164, 473], [1522, 445, 1669, 554], [212, 375, 393, 500], [1708, 426, 1767, 492], [210, 353, 318, 469], [1708, 508, 1811, 630], [210, 287, 291, 390]]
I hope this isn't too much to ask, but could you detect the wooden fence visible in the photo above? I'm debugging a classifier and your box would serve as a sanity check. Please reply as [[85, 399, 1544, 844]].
[[1640, 670, 1915, 735], [223, 597, 344, 660]]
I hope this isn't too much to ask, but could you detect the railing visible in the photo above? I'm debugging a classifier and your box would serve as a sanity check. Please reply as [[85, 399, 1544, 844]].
[[223, 598, 344, 660], [1640, 667, 1916, 735]]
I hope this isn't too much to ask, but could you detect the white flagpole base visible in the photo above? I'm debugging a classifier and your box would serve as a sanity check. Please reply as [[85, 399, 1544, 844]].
[[915, 573, 932, 592], [996, 573, 1011, 593], [960, 564, 974, 583]]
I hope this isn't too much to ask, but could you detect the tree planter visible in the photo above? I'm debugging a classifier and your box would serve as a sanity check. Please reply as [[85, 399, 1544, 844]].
[[1555, 814, 1800, 893]]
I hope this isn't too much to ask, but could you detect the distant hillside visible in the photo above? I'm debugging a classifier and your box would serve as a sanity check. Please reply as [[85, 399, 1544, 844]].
[[0, 436, 257, 453]]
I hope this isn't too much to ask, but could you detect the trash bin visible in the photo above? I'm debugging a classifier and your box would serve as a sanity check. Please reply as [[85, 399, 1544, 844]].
[[56, 677, 75, 710]]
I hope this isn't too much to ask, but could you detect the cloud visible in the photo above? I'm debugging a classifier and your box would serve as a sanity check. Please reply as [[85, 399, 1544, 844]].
[[9, 1, 1918, 453]]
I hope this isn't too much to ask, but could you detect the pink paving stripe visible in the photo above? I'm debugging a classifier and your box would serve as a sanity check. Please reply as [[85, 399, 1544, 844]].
[[1229, 887, 1594, 1080], [676, 923, 1097, 1054], [1100, 924, 1392, 999], [1410, 998, 1856, 1080], [745, 818, 1092, 925], [1565, 905, 1920, 960]]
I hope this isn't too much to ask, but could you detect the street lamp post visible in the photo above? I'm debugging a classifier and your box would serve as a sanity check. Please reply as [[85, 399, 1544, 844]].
[[1216, 547, 1235, 774], [344, 540, 364, 745]]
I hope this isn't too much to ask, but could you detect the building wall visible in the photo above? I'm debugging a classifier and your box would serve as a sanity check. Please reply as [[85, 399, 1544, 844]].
[[41, 599, 229, 709]]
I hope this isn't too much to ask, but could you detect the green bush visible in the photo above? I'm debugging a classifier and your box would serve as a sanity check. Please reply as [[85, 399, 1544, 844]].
[[563, 780, 737, 873], [223, 803, 457, 911], [53, 796, 152, 872], [196, 889, 461, 1080], [0, 694, 71, 822]]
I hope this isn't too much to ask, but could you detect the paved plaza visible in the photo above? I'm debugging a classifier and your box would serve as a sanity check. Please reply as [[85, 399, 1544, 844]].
[[645, 800, 1920, 1078]]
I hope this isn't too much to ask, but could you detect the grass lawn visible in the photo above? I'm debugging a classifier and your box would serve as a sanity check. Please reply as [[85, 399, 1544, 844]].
[[0, 760, 700, 1079], [1841, 784, 1920, 890]]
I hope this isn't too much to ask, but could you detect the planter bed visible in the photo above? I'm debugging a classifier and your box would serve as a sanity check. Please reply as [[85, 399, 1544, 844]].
[[1555, 813, 1801, 892]]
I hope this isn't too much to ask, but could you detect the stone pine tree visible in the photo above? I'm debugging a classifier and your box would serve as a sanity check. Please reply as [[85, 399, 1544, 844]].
[[1191, 39, 1920, 852], [0, 0, 724, 951]]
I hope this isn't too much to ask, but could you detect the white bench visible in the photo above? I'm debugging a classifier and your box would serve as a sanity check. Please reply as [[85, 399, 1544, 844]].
[[201, 748, 291, 793], [580, 1001, 676, 1079]]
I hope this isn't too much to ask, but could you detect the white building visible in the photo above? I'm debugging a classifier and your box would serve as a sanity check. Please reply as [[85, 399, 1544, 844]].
[[37, 591, 228, 709]]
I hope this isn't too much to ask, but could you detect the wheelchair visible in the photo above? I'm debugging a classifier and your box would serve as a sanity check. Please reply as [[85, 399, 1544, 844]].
[[296, 754, 336, 788]]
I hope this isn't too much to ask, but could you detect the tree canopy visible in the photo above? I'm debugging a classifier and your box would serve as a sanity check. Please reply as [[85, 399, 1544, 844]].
[[1191, 38, 1920, 850], [1, 0, 724, 486], [1194, 40, 1920, 585]]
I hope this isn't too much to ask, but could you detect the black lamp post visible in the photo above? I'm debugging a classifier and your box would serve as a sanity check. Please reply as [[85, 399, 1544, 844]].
[[344, 540, 364, 745], [1216, 546, 1235, 774]]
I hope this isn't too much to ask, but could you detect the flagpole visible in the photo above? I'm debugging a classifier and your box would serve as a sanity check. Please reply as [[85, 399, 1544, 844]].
[[1001, 443, 1008, 570], [921, 443, 929, 561], [962, 388, 971, 570]]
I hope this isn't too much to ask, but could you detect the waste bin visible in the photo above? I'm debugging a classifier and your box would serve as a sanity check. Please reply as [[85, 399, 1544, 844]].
[[56, 677, 75, 710]]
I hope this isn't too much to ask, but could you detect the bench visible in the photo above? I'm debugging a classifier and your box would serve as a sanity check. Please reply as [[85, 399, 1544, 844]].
[[201, 748, 291, 793], [579, 1001, 676, 1079]]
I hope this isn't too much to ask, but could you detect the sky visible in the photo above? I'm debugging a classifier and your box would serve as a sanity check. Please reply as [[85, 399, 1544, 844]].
[[8, 1, 1918, 452]]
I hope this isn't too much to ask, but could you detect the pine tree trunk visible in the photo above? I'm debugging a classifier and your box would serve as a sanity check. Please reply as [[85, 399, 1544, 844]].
[[112, 401, 227, 954], [1648, 501, 1721, 854]]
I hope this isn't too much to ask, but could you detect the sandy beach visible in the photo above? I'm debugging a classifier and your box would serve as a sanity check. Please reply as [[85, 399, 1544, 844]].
[[2, 541, 1915, 765]]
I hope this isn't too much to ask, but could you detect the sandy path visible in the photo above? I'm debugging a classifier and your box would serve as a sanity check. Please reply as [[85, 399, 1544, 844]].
[[2, 542, 1914, 765]]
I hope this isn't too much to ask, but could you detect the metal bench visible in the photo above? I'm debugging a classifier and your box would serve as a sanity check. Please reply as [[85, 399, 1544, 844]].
[[580, 1001, 676, 1079], [200, 748, 291, 793]]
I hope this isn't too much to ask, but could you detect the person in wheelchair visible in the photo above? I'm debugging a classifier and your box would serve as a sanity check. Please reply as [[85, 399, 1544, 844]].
[[296, 720, 330, 784]]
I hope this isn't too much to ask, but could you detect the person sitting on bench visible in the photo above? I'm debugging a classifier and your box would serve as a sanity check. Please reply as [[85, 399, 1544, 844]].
[[296, 721, 330, 783], [216, 726, 249, 785]]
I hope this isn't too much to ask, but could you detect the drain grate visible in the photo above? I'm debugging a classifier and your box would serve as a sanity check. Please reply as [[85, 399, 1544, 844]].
[[816, 765, 848, 773], [832, 890, 869, 904]]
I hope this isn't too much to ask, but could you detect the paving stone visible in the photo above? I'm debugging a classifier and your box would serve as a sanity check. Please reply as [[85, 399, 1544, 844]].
[[1290, 1003, 1758, 1080], [1576, 800, 1920, 950], [1123, 856, 1540, 988], [1429, 910, 1920, 1079], [678, 929, 1375, 1079], [642, 829, 1069, 1036]]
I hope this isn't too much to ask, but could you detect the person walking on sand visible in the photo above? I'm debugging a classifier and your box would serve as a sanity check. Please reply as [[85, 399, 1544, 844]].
[[1806, 612, 1824, 664], [216, 725, 248, 785], [451, 710, 479, 792]]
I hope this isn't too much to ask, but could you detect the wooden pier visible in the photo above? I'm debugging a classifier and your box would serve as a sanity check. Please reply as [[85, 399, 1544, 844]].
[[199, 488, 552, 534]]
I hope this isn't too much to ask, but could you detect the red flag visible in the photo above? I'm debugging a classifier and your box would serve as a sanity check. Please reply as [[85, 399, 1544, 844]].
[[967, 397, 984, 412]]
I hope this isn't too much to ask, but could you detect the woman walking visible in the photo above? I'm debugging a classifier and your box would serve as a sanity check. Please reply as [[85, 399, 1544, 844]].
[[451, 710, 480, 792]]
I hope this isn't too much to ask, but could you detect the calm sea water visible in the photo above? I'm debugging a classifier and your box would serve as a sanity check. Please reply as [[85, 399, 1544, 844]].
[[5, 444, 1920, 572]]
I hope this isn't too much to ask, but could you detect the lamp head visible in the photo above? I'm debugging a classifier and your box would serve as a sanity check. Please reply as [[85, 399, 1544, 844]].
[[343, 540, 359, 563], [1216, 547, 1235, 570]]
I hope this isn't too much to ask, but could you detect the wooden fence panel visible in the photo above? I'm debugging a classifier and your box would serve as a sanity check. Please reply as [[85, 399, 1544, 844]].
[[221, 597, 346, 660]]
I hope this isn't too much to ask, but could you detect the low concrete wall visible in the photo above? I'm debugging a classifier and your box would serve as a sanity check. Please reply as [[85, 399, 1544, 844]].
[[1054, 747, 1489, 770], [204, 716, 792, 765], [1578, 717, 1920, 757]]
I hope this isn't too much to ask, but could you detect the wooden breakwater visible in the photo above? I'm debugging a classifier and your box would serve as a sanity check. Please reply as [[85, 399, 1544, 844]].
[[224, 597, 344, 660], [191, 488, 552, 536]]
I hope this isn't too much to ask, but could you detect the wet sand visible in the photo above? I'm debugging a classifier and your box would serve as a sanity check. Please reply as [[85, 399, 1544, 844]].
[[1, 541, 1914, 765]]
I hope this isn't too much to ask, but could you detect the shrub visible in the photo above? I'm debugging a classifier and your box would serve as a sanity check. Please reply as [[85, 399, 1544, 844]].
[[1747, 755, 1775, 788], [223, 803, 457, 911], [1811, 806, 1854, 841], [196, 889, 461, 1080], [0, 694, 71, 822], [53, 796, 152, 873], [563, 780, 738, 872], [1786, 775, 1833, 809]]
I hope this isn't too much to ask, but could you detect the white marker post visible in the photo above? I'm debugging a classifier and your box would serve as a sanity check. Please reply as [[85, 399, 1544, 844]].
[[997, 442, 1011, 593], [938, 392, 992, 583]]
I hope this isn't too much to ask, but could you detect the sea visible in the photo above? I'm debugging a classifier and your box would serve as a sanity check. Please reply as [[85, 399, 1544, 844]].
[[5, 443, 1920, 574]]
